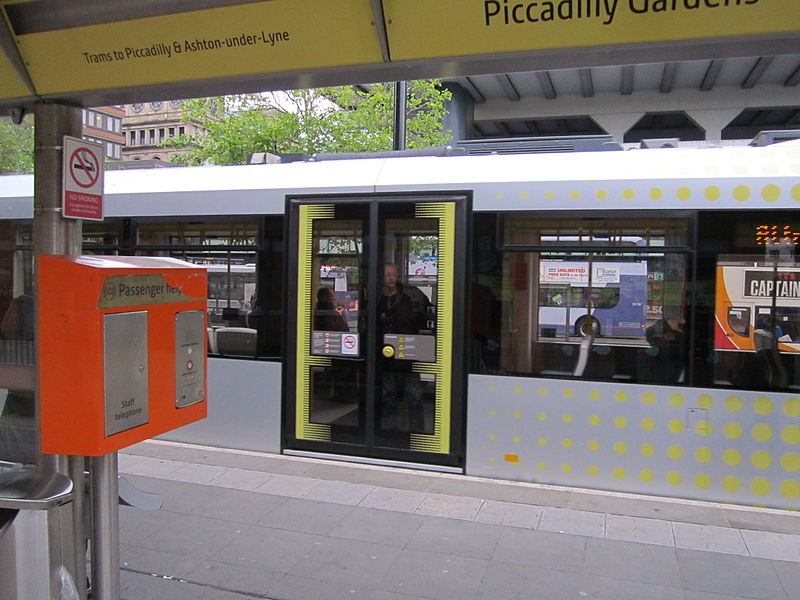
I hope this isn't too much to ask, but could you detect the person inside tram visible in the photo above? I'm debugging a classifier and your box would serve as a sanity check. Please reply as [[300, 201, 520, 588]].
[[755, 313, 784, 340], [645, 306, 686, 383], [378, 263, 427, 432], [314, 286, 349, 332], [752, 313, 789, 389]]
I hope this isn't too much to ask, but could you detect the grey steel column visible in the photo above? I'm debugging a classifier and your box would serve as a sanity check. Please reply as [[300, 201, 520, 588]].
[[393, 81, 407, 151], [68, 456, 87, 600], [32, 102, 82, 260], [33, 101, 87, 599], [90, 453, 119, 600]]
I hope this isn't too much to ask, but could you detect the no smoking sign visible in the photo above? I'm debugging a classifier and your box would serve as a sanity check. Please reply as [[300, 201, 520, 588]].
[[341, 333, 359, 356], [63, 136, 104, 220]]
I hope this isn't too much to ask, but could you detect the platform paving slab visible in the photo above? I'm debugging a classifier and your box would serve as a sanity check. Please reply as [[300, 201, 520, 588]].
[[256, 496, 355, 535], [604, 513, 675, 546], [672, 522, 749, 555], [676, 549, 790, 600]]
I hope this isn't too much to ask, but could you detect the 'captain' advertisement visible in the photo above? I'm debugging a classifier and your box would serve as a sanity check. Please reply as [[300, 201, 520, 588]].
[[714, 261, 800, 353]]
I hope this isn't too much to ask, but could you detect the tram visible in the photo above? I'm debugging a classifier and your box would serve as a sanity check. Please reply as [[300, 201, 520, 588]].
[[0, 141, 798, 509]]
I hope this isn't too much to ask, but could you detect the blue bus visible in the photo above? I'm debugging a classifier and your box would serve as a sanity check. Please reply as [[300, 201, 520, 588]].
[[537, 261, 648, 339]]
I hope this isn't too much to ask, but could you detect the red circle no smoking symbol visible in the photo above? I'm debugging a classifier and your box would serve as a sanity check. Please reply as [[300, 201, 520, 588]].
[[69, 147, 100, 189], [342, 335, 356, 350]]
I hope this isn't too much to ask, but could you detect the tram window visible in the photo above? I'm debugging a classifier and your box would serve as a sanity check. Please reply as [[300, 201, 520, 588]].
[[712, 255, 800, 391], [693, 211, 800, 392], [130, 218, 279, 359], [472, 215, 690, 385], [503, 217, 688, 248], [204, 261, 257, 323], [136, 221, 258, 246], [137, 250, 258, 331], [82, 221, 120, 253]]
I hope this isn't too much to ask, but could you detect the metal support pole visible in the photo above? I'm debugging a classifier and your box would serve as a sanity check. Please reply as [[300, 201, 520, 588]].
[[393, 81, 407, 151], [90, 453, 119, 600], [69, 455, 87, 599], [33, 101, 87, 599], [32, 103, 83, 261]]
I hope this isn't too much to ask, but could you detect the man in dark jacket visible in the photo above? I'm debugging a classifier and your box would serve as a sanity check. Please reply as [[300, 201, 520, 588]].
[[378, 264, 427, 433]]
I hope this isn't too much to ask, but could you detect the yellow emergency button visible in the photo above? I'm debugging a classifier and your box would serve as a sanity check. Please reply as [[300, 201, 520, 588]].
[[382, 345, 395, 358]]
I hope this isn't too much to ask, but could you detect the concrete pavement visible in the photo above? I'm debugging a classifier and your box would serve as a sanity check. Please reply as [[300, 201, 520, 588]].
[[117, 440, 800, 600]]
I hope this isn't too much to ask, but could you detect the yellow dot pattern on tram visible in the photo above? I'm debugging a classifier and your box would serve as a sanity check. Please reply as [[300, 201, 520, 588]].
[[785, 398, 800, 417], [725, 422, 743, 439], [752, 424, 773, 442], [669, 393, 684, 407], [694, 474, 712, 489], [477, 379, 800, 509], [667, 445, 683, 460], [781, 480, 800, 499], [754, 397, 773, 415], [500, 166, 797, 208], [733, 185, 750, 202], [781, 452, 800, 472], [723, 449, 741, 466], [697, 395, 714, 409]]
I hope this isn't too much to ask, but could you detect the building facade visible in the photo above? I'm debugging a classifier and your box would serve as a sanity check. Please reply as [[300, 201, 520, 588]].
[[120, 100, 202, 162], [81, 106, 125, 160]]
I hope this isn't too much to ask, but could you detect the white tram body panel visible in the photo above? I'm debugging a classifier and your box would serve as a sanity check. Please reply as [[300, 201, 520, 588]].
[[1, 144, 797, 214], [2, 144, 799, 508]]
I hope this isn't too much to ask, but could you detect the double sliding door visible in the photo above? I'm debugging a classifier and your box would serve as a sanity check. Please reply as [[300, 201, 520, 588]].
[[285, 195, 468, 467]]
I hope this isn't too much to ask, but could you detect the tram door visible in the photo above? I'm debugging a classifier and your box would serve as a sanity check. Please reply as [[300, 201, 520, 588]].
[[285, 196, 468, 467]]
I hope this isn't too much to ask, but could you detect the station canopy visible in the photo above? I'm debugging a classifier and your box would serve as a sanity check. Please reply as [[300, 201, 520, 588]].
[[0, 0, 798, 116]]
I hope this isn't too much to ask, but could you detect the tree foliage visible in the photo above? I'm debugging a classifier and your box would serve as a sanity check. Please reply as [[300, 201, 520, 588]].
[[167, 81, 453, 166], [0, 117, 34, 174]]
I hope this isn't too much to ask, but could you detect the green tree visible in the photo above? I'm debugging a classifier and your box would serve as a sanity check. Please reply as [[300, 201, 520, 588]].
[[0, 116, 34, 174], [167, 81, 453, 166]]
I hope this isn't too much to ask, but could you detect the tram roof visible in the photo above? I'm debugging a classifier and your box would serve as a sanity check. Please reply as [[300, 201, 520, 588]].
[[0, 144, 797, 217]]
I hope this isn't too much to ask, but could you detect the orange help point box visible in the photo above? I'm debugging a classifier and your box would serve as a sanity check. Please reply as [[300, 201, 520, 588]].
[[38, 255, 208, 456]]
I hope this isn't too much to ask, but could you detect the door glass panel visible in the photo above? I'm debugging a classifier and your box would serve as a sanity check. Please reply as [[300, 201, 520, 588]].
[[307, 213, 366, 444], [376, 213, 439, 447], [311, 218, 362, 347]]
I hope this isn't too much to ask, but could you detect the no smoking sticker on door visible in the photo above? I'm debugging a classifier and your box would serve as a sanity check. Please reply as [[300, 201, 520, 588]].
[[63, 136, 104, 220], [341, 333, 359, 355]]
